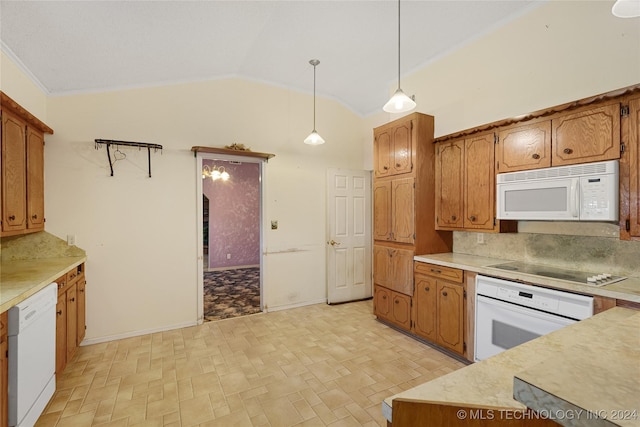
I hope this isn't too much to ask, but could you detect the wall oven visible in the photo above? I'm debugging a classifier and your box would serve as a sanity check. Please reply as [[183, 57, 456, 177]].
[[475, 275, 593, 362]]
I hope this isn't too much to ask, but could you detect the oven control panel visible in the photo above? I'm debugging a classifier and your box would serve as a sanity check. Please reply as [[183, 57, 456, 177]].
[[496, 286, 559, 311]]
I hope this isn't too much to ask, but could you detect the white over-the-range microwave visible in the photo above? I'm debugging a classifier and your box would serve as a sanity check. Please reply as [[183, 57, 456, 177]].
[[497, 159, 619, 221]]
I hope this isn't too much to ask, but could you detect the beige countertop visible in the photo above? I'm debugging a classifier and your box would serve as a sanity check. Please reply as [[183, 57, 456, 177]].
[[0, 256, 86, 313], [414, 252, 640, 303], [383, 307, 640, 425]]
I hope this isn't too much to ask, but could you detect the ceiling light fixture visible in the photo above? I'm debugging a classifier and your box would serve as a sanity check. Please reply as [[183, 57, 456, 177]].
[[612, 0, 640, 17], [304, 59, 325, 145], [202, 164, 230, 181], [383, 0, 416, 114]]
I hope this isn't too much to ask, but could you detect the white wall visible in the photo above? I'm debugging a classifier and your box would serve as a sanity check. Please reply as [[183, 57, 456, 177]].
[[0, 50, 48, 122], [39, 79, 365, 342]]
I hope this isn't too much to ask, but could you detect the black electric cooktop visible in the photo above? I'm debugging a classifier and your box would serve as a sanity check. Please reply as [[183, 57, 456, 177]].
[[490, 261, 626, 287]]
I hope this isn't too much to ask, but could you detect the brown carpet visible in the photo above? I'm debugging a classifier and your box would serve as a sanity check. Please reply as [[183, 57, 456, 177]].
[[203, 267, 261, 322]]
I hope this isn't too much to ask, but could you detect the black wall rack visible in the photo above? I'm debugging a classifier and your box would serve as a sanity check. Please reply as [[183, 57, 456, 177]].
[[95, 139, 163, 177]]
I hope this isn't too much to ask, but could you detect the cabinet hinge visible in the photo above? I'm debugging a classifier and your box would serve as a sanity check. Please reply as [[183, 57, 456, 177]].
[[410, 121, 414, 131], [493, 217, 497, 226], [463, 342, 467, 352], [413, 233, 416, 240], [463, 290, 467, 299], [621, 105, 630, 117], [496, 161, 500, 171], [494, 133, 499, 144], [626, 219, 631, 232], [621, 143, 626, 154]]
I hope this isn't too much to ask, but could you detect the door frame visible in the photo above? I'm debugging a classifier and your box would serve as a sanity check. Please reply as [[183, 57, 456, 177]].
[[195, 152, 266, 324]]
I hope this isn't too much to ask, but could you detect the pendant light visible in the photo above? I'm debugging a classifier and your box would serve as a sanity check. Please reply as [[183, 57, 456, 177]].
[[304, 59, 325, 145], [612, 0, 640, 17], [383, 0, 416, 113]]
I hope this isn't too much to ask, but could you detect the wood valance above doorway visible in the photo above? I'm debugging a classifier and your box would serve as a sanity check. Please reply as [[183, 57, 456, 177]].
[[191, 146, 275, 161]]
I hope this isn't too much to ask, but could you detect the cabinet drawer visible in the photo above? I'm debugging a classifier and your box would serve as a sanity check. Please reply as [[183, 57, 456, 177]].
[[414, 262, 463, 283], [65, 263, 85, 284], [56, 275, 68, 295]]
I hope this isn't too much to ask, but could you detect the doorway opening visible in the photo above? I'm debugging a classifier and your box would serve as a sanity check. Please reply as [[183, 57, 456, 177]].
[[196, 154, 265, 323]]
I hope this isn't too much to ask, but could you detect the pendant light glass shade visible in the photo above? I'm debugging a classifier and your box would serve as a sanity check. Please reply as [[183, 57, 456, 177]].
[[612, 0, 640, 17], [304, 59, 325, 145], [384, 0, 416, 113], [383, 88, 416, 113]]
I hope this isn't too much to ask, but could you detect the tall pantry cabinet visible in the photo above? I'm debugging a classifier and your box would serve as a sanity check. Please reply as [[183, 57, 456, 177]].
[[373, 113, 453, 331]]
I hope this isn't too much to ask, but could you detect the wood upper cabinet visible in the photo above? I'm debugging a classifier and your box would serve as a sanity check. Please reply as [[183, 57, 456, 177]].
[[374, 177, 415, 244], [496, 120, 551, 173], [373, 245, 414, 296], [435, 140, 464, 229], [436, 134, 497, 231], [26, 127, 45, 231], [1, 110, 27, 234], [552, 102, 621, 166], [374, 118, 413, 177], [622, 95, 640, 240], [464, 133, 495, 230]]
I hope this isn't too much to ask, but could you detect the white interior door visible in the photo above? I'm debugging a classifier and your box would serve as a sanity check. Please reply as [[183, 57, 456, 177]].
[[326, 168, 372, 304]]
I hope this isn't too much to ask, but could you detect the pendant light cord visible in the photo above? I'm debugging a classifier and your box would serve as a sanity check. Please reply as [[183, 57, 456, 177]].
[[397, 0, 401, 91], [313, 63, 317, 131]]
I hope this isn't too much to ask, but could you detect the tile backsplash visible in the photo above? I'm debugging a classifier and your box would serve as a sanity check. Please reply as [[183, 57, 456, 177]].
[[454, 228, 640, 277]]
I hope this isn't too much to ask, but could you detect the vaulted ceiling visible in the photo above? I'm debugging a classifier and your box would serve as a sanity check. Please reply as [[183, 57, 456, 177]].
[[0, 1, 540, 116]]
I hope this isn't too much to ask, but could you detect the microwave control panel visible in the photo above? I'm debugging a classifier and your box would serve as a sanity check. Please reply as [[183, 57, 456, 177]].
[[580, 175, 617, 220]]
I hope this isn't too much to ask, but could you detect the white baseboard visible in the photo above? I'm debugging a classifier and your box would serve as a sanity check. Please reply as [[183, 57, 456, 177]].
[[266, 298, 327, 313], [80, 320, 198, 346]]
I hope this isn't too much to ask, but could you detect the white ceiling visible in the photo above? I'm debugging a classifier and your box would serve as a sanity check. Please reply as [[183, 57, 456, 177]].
[[0, 0, 541, 116]]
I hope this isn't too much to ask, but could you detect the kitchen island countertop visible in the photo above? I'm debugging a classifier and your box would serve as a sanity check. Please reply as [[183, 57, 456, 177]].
[[383, 307, 640, 425]]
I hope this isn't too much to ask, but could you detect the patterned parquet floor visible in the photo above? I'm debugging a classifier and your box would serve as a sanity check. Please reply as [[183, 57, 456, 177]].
[[203, 268, 261, 322], [36, 300, 465, 427]]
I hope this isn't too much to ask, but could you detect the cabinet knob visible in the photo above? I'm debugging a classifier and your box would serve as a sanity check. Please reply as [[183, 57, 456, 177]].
[[470, 215, 477, 222], [396, 163, 401, 168], [8, 215, 15, 221], [425, 286, 430, 292], [395, 299, 400, 304], [430, 268, 441, 274], [382, 295, 387, 300], [70, 297, 75, 302], [383, 166, 389, 170], [32, 214, 38, 219], [451, 215, 457, 221], [57, 310, 62, 316], [532, 153, 540, 159], [563, 148, 574, 154], [442, 291, 448, 297]]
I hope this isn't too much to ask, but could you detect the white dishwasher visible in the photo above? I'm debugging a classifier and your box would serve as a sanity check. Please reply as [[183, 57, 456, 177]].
[[8, 283, 57, 427]]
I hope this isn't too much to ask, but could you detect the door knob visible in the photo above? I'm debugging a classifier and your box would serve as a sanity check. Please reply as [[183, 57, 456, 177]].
[[328, 239, 341, 247]]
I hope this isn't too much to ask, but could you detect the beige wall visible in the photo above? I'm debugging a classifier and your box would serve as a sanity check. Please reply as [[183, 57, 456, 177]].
[[2, 0, 639, 342]]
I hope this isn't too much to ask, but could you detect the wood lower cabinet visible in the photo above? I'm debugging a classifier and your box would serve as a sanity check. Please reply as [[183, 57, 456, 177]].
[[55, 263, 86, 374], [373, 245, 414, 296], [0, 311, 7, 427], [413, 262, 466, 357], [374, 284, 411, 331]]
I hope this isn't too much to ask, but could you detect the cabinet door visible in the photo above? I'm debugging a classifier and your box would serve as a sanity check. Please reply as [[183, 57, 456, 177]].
[[1, 311, 7, 427], [413, 275, 437, 341], [391, 292, 411, 330], [373, 181, 391, 241], [497, 120, 551, 172], [436, 281, 465, 355], [391, 177, 415, 243], [435, 140, 464, 229], [66, 284, 78, 363], [26, 127, 45, 231], [389, 248, 414, 296], [464, 133, 495, 230], [374, 129, 391, 177], [77, 279, 86, 345], [628, 97, 640, 238], [55, 293, 67, 374], [373, 245, 390, 288], [552, 103, 621, 166], [1, 110, 27, 234], [391, 121, 412, 175], [374, 284, 391, 320]]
